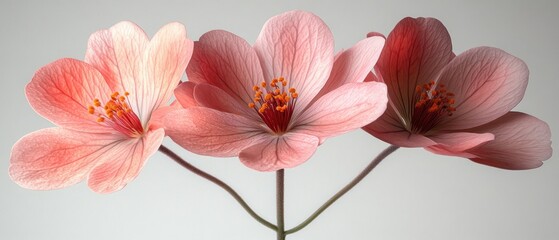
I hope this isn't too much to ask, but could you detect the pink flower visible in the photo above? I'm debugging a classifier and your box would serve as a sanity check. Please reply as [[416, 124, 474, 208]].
[[10, 22, 193, 193], [364, 17, 552, 169], [164, 11, 388, 171]]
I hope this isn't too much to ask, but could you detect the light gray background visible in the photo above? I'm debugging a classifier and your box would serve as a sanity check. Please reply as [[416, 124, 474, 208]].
[[1, 0, 557, 239]]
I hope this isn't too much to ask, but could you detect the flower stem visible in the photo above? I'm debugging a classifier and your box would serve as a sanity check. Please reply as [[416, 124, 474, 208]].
[[276, 169, 286, 240], [285, 145, 399, 235], [158, 145, 277, 231]]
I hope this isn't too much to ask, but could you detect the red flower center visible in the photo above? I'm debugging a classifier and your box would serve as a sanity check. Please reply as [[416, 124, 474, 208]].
[[88, 91, 144, 137], [247, 77, 299, 133], [411, 80, 456, 133]]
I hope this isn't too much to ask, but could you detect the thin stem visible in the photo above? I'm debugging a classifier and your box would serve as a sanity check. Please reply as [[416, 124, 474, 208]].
[[158, 145, 277, 231], [276, 169, 286, 240], [285, 145, 399, 235]]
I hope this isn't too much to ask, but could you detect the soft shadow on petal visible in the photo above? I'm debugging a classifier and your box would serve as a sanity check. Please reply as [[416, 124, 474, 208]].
[[239, 132, 319, 171], [377, 17, 454, 121], [254, 10, 334, 118], [424, 132, 495, 157], [87, 128, 165, 193], [465, 112, 552, 170], [435, 47, 529, 130], [186, 30, 264, 107], [164, 107, 267, 157], [175, 81, 197, 107], [9, 128, 123, 190], [26, 58, 114, 133], [364, 129, 437, 148], [296, 82, 387, 140], [140, 22, 193, 125], [193, 83, 259, 120], [149, 101, 182, 131]]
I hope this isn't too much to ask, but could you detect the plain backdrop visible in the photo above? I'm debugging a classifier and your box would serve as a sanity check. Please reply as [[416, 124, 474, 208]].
[[1, 0, 557, 239]]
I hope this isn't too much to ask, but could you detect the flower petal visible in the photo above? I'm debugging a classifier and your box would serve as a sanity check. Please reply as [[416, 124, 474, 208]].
[[193, 83, 258, 119], [254, 10, 334, 118], [84, 21, 149, 93], [148, 101, 181, 131], [424, 132, 495, 157], [314, 36, 385, 99], [26, 58, 113, 133], [9, 128, 122, 190], [87, 128, 164, 193], [435, 47, 529, 130], [239, 132, 319, 171], [139, 22, 193, 126], [175, 81, 197, 107], [186, 30, 264, 109], [164, 107, 267, 157], [377, 17, 454, 121], [295, 81, 387, 140], [465, 112, 552, 170]]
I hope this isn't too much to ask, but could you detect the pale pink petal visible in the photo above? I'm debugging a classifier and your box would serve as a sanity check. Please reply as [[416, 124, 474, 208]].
[[465, 112, 552, 170], [254, 10, 335, 117], [364, 127, 437, 147], [164, 107, 268, 157], [364, 71, 383, 83], [175, 81, 197, 107], [424, 132, 495, 157], [186, 30, 264, 108], [85, 21, 149, 94], [295, 82, 387, 140], [366, 32, 385, 38], [139, 22, 193, 125], [26, 58, 113, 133], [377, 17, 454, 121], [9, 128, 122, 190], [435, 47, 529, 130], [87, 128, 164, 193], [314, 36, 385, 100], [193, 83, 259, 120], [148, 101, 182, 131], [239, 132, 319, 171]]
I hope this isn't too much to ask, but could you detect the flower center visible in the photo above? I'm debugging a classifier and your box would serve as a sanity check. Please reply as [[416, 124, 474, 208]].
[[410, 80, 456, 133], [88, 91, 144, 137], [247, 77, 299, 133]]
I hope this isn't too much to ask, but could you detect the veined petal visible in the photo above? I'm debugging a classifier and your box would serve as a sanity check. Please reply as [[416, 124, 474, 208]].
[[254, 10, 334, 118], [9, 128, 122, 190], [364, 128, 437, 148], [26, 58, 113, 133], [425, 132, 495, 157], [140, 22, 193, 126], [175, 81, 197, 108], [186, 30, 265, 109], [465, 112, 552, 170], [314, 36, 385, 100], [295, 82, 387, 140], [239, 132, 319, 171], [84, 21, 149, 92], [148, 101, 181, 131], [378, 17, 454, 122], [193, 83, 258, 119], [164, 107, 267, 157], [435, 47, 529, 130], [87, 128, 164, 193]]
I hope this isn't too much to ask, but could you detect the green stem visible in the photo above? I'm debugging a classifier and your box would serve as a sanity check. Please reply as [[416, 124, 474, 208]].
[[158, 145, 277, 231], [285, 145, 399, 235], [276, 169, 286, 240]]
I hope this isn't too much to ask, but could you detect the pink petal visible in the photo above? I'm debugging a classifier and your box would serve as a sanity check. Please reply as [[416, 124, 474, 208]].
[[9, 128, 122, 190], [186, 30, 264, 108], [435, 47, 529, 130], [239, 132, 319, 171], [175, 81, 197, 107], [465, 112, 552, 170], [148, 101, 182, 131], [26, 58, 113, 133], [377, 17, 454, 121], [364, 124, 437, 148], [424, 132, 495, 157], [140, 22, 193, 125], [87, 128, 165, 193], [254, 10, 335, 118], [366, 32, 385, 38], [164, 107, 267, 157], [193, 83, 259, 120], [295, 82, 388, 140], [85, 21, 149, 94], [314, 36, 385, 100]]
